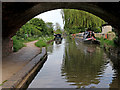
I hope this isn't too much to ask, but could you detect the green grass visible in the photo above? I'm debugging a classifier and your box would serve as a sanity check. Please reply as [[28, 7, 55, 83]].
[[96, 37, 115, 48], [104, 39, 115, 46], [35, 40, 47, 47], [12, 36, 54, 52], [35, 36, 54, 48], [12, 36, 39, 52]]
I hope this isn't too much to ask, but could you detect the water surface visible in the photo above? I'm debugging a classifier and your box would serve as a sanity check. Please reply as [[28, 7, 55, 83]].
[[28, 37, 120, 89]]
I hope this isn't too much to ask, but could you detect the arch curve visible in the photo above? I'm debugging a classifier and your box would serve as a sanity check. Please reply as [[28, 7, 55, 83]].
[[2, 2, 120, 56], [3, 2, 120, 38]]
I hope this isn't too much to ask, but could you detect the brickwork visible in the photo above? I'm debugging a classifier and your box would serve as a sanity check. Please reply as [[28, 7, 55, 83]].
[[2, 38, 13, 57]]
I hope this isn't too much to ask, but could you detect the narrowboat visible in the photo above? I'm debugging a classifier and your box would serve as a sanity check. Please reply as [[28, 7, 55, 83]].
[[83, 30, 100, 44]]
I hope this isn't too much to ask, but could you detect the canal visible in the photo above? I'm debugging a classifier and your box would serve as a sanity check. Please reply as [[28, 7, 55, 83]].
[[28, 37, 120, 88]]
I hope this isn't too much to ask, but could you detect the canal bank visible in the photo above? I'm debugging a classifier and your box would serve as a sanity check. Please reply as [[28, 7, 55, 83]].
[[103, 45, 120, 60], [2, 40, 47, 88]]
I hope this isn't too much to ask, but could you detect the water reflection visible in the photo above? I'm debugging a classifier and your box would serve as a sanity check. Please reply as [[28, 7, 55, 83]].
[[55, 38, 62, 45], [108, 55, 120, 89], [61, 37, 117, 88], [28, 37, 119, 89]]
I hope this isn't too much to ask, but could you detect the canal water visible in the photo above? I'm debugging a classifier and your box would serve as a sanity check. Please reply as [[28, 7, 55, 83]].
[[28, 37, 120, 89]]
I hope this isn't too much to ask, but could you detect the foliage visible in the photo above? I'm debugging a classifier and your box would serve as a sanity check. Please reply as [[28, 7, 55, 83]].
[[55, 22, 61, 30], [46, 22, 54, 35], [15, 18, 54, 41], [12, 36, 26, 52], [54, 22, 63, 34], [12, 18, 54, 51], [96, 37, 115, 48], [61, 9, 106, 34], [54, 29, 63, 34], [91, 27, 102, 33]]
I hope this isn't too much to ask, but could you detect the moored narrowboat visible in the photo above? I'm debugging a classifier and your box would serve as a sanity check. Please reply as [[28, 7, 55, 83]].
[[83, 28, 100, 44]]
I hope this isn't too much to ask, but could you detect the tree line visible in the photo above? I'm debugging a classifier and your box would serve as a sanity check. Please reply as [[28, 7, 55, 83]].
[[61, 9, 106, 34], [14, 18, 54, 40]]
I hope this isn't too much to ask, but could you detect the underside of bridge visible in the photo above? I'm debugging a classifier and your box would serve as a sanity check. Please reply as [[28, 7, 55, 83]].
[[2, 2, 120, 57]]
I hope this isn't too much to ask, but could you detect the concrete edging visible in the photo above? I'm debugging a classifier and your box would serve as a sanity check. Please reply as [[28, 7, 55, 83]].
[[2, 47, 47, 89]]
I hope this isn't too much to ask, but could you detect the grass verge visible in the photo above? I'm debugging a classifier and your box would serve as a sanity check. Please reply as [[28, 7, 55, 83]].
[[12, 36, 54, 52], [35, 36, 54, 48]]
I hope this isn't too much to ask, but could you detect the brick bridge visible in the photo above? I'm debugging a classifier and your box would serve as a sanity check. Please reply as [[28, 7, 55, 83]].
[[2, 2, 120, 57]]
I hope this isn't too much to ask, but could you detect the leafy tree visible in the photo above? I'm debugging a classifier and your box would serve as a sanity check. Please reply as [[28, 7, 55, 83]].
[[61, 9, 106, 34], [55, 22, 61, 30], [14, 18, 54, 40], [54, 29, 62, 34], [29, 18, 47, 35], [46, 22, 54, 35]]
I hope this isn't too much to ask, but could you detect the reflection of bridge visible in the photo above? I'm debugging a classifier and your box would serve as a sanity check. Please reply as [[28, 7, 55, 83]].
[[2, 2, 120, 57]]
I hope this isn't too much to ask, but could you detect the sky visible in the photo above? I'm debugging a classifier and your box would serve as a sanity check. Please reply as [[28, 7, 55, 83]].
[[34, 9, 64, 30]]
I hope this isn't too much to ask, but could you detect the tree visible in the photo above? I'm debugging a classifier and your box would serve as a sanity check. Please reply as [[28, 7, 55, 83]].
[[55, 22, 61, 30], [29, 18, 47, 34], [15, 18, 54, 40], [46, 22, 54, 35], [61, 9, 106, 34]]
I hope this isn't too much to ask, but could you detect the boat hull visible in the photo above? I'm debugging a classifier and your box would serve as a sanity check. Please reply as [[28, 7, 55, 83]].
[[83, 38, 100, 44]]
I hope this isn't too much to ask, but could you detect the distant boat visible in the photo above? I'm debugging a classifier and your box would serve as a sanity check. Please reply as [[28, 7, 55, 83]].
[[54, 34, 63, 44], [54, 34, 63, 41]]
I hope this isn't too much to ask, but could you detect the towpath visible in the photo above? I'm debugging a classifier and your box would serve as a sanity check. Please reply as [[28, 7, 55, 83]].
[[2, 40, 40, 82]]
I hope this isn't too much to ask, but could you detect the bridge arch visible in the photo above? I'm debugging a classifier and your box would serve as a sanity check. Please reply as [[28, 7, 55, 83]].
[[2, 2, 120, 56]]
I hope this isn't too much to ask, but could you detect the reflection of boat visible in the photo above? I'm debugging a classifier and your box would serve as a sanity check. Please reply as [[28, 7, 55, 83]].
[[55, 38, 62, 44], [83, 31, 100, 44]]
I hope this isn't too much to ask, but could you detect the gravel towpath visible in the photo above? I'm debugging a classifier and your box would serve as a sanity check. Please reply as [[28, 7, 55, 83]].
[[2, 40, 40, 82]]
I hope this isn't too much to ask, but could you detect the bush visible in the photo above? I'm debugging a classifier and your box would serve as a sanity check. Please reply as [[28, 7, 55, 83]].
[[91, 27, 101, 33], [12, 36, 25, 52], [98, 37, 115, 48], [104, 39, 115, 46]]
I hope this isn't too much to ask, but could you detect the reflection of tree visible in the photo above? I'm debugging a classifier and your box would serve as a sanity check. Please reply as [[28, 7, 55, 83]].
[[61, 38, 106, 88]]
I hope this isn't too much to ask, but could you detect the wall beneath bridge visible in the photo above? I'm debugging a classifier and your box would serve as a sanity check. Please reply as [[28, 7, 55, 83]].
[[2, 2, 120, 57]]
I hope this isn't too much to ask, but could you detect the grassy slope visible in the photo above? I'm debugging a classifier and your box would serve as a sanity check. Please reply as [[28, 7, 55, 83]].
[[12, 36, 54, 52], [35, 36, 54, 48]]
